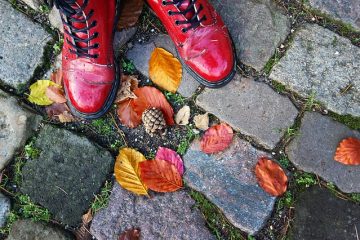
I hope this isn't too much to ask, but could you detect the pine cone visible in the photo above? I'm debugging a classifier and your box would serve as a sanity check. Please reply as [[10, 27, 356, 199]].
[[142, 107, 167, 136]]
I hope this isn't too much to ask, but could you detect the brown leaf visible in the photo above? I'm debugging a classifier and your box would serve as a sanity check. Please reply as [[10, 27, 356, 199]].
[[200, 123, 233, 154], [58, 111, 76, 123], [74, 210, 93, 240], [139, 159, 183, 192], [194, 113, 209, 130], [117, 0, 144, 30], [117, 99, 142, 128], [46, 85, 67, 104], [118, 228, 141, 240], [175, 105, 190, 125], [255, 157, 288, 196], [115, 75, 139, 103], [50, 68, 63, 86], [46, 103, 70, 120], [334, 137, 360, 165]]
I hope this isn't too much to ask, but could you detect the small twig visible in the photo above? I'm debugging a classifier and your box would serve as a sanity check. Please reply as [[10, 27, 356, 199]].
[[0, 186, 16, 197], [355, 225, 359, 240], [55, 185, 68, 195], [109, 112, 128, 147]]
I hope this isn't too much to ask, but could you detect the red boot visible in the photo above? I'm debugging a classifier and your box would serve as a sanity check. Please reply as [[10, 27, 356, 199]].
[[54, 0, 120, 119], [146, 0, 236, 88]]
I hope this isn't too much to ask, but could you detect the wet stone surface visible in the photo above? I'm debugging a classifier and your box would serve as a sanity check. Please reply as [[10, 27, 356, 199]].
[[21, 125, 114, 227], [196, 75, 298, 149], [0, 0, 51, 90], [183, 136, 276, 235], [307, 0, 360, 31], [210, 0, 290, 70], [6, 219, 74, 240], [289, 187, 360, 240], [126, 34, 200, 98], [270, 24, 360, 117], [286, 112, 360, 193], [0, 90, 41, 171], [90, 183, 215, 240]]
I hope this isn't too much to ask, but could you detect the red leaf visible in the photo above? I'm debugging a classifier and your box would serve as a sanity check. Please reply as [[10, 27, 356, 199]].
[[139, 159, 183, 193], [46, 85, 67, 104], [117, 99, 142, 128], [334, 137, 360, 165], [46, 103, 69, 119], [255, 157, 288, 196], [118, 228, 140, 240], [155, 147, 184, 175], [200, 123, 234, 154], [50, 69, 63, 86]]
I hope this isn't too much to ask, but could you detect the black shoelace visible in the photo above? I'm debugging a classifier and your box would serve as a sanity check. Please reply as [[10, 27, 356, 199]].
[[51, 0, 99, 58], [163, 0, 207, 33]]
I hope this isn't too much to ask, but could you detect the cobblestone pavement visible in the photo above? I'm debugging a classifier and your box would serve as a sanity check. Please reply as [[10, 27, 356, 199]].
[[0, 0, 359, 239]]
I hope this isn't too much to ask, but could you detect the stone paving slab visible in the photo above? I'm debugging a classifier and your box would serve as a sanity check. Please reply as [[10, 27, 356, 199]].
[[196, 75, 298, 149], [183, 136, 276, 235], [7, 219, 73, 240], [0, 90, 41, 171], [289, 187, 360, 240], [0, 193, 10, 228], [90, 183, 215, 240], [307, 0, 360, 31], [126, 34, 200, 98], [286, 112, 360, 193], [210, 0, 290, 70], [270, 24, 360, 117], [0, 0, 51, 90], [21, 125, 114, 227]]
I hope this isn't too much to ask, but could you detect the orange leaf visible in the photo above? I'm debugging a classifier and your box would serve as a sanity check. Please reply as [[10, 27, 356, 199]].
[[118, 228, 140, 240], [117, 100, 142, 128], [149, 48, 182, 93], [50, 69, 63, 86], [139, 159, 183, 193], [117, 0, 144, 30], [46, 85, 67, 104], [200, 123, 233, 154], [334, 137, 360, 165], [255, 157, 288, 196]]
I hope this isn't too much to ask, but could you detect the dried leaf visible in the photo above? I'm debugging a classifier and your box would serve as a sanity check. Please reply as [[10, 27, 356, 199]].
[[46, 85, 67, 104], [117, 99, 142, 128], [114, 148, 148, 195], [175, 105, 190, 125], [115, 75, 139, 103], [50, 68, 63, 86], [74, 210, 93, 240], [118, 228, 140, 240], [155, 147, 184, 175], [28, 80, 60, 106], [334, 137, 360, 165], [46, 103, 70, 119], [58, 111, 76, 123], [255, 157, 288, 196], [194, 113, 209, 130], [117, 0, 144, 30], [149, 48, 182, 93], [200, 123, 233, 154], [139, 159, 183, 193]]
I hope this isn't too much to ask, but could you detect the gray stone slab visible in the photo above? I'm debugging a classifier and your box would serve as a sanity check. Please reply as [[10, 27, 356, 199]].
[[90, 183, 215, 240], [0, 90, 41, 171], [0, 0, 51, 90], [21, 125, 114, 226], [126, 34, 200, 98], [210, 0, 290, 70], [286, 112, 360, 193], [196, 75, 298, 149], [183, 136, 276, 235], [307, 0, 360, 31], [0, 193, 10, 228], [114, 27, 137, 57], [289, 187, 360, 240], [7, 219, 73, 240], [21, 0, 42, 11], [49, 6, 63, 32], [270, 24, 360, 117]]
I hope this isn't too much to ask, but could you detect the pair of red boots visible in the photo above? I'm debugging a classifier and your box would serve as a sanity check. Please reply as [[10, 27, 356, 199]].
[[54, 0, 236, 119]]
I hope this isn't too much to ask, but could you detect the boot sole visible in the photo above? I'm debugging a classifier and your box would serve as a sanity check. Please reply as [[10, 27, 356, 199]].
[[66, 0, 122, 120]]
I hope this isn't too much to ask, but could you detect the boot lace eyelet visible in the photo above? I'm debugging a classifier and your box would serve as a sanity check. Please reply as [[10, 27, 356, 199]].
[[162, 0, 166, 5], [168, 10, 173, 15], [94, 54, 99, 58], [181, 28, 187, 33], [92, 20, 97, 26], [94, 43, 99, 48], [175, 20, 180, 25]]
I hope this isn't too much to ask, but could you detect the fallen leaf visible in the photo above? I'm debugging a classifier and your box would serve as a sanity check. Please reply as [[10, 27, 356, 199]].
[[50, 68, 63, 86], [139, 159, 183, 192], [149, 48, 182, 93], [114, 148, 148, 195], [46, 103, 70, 120], [117, 0, 144, 30], [118, 228, 140, 240], [155, 147, 184, 175], [200, 123, 233, 154], [46, 85, 67, 104], [115, 75, 139, 103], [28, 80, 60, 106], [255, 157, 288, 196], [194, 113, 209, 130], [117, 99, 142, 128], [175, 105, 190, 125], [334, 137, 360, 165], [74, 210, 93, 240], [58, 111, 76, 123]]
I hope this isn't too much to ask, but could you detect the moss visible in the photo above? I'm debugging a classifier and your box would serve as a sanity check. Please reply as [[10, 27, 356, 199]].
[[263, 49, 281, 75], [328, 112, 360, 130], [91, 181, 113, 214], [271, 80, 286, 93]]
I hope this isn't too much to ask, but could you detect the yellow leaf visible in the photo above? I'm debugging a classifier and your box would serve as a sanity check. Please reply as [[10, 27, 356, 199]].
[[149, 48, 182, 93], [114, 148, 148, 196], [28, 80, 60, 106]]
